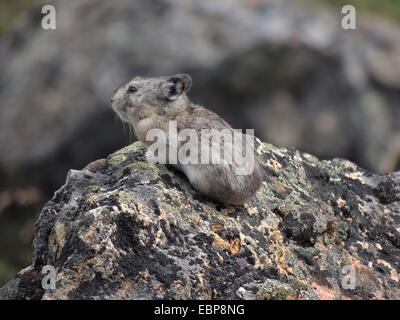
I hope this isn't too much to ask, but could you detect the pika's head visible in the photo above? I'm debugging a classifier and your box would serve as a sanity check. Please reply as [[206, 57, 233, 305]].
[[111, 74, 192, 123]]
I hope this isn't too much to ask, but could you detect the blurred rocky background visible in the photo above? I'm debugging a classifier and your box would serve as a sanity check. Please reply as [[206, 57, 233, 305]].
[[0, 0, 399, 287]]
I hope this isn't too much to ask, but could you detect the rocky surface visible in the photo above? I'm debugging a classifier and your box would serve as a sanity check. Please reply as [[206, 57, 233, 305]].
[[2, 0, 400, 291], [1, 140, 399, 300]]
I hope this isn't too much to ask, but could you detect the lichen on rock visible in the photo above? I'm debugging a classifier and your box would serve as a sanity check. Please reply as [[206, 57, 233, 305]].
[[1, 140, 399, 300]]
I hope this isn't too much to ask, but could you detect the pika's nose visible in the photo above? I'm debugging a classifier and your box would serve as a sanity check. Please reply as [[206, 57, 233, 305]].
[[110, 98, 114, 103]]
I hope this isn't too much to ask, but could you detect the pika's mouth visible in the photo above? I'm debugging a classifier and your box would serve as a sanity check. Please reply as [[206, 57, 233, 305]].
[[111, 100, 133, 124], [112, 102, 125, 115]]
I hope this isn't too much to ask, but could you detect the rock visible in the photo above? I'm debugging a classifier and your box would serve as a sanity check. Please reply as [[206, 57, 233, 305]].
[[1, 140, 399, 300], [2, 0, 400, 292], [0, 266, 43, 300]]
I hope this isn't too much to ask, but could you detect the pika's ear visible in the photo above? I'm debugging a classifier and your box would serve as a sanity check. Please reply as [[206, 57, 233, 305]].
[[162, 74, 192, 100]]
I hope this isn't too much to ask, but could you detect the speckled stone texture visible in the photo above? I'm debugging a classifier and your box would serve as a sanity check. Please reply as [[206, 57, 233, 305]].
[[1, 140, 399, 300]]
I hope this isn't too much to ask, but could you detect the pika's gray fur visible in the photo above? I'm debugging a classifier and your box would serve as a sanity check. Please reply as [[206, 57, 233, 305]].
[[111, 74, 262, 205]]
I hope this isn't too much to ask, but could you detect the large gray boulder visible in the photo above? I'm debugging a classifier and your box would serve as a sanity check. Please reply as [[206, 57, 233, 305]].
[[1, 140, 399, 299]]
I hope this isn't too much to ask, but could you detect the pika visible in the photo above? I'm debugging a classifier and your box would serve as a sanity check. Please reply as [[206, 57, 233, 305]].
[[111, 74, 262, 205]]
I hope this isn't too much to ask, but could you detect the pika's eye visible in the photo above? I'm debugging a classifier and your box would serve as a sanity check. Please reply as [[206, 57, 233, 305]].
[[127, 86, 137, 93]]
